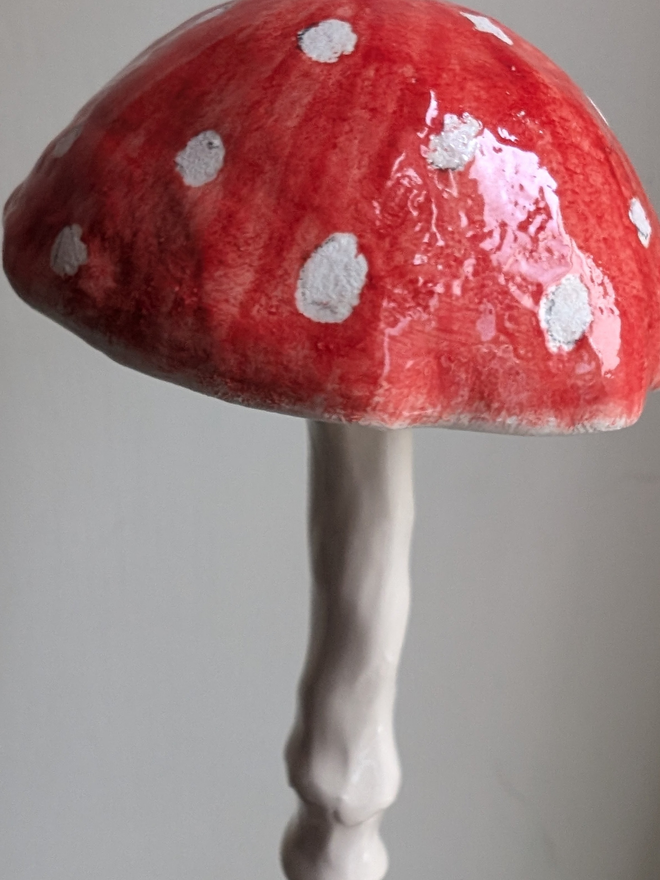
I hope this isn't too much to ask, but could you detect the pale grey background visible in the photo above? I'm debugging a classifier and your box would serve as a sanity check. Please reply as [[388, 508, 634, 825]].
[[1, 1, 660, 878]]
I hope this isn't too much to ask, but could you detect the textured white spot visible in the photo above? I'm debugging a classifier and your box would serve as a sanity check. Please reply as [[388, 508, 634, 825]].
[[296, 233, 367, 323], [629, 197, 651, 247], [461, 12, 513, 45], [426, 113, 483, 171], [51, 225, 88, 277], [176, 130, 225, 187], [53, 125, 83, 158], [539, 275, 593, 352], [298, 19, 357, 63]]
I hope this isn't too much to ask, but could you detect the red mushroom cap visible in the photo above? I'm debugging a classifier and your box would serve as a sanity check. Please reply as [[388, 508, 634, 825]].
[[4, 0, 660, 432]]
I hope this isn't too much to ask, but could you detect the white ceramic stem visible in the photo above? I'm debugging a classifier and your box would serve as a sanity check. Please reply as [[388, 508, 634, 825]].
[[282, 421, 414, 880]]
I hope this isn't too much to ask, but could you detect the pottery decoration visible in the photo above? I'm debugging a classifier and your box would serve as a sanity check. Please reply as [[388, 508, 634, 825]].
[[3, 1, 660, 878]]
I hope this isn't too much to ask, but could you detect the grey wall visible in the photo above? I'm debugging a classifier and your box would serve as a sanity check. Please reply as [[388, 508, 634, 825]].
[[1, 1, 660, 878]]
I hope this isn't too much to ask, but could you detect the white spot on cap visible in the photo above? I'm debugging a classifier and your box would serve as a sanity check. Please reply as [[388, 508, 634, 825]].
[[629, 197, 651, 247], [296, 233, 367, 323], [539, 275, 593, 352], [176, 130, 225, 187], [53, 125, 83, 158], [461, 12, 513, 45], [298, 19, 357, 63], [426, 113, 483, 171], [51, 225, 88, 277]]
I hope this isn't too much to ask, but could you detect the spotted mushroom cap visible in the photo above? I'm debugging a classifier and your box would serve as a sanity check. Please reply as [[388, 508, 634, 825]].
[[3, 0, 660, 432]]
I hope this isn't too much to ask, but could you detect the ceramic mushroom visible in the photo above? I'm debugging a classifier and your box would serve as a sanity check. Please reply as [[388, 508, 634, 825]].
[[3, 0, 660, 878]]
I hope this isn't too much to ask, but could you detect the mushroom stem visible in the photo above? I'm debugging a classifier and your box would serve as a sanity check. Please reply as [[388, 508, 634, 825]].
[[282, 421, 414, 880]]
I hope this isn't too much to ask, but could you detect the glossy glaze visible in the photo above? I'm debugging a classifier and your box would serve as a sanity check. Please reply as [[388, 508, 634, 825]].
[[4, 0, 660, 432]]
